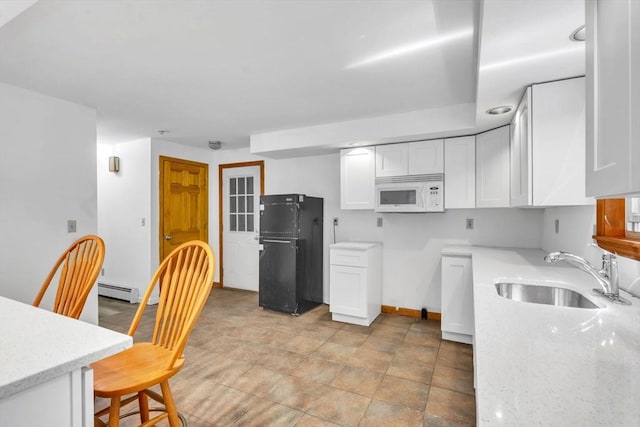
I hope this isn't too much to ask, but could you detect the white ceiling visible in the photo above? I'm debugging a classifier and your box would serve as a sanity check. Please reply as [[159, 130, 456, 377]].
[[0, 0, 584, 152]]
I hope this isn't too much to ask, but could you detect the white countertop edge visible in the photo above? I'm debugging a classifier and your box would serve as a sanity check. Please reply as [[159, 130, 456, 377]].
[[0, 297, 132, 399], [330, 241, 382, 250], [0, 339, 131, 399]]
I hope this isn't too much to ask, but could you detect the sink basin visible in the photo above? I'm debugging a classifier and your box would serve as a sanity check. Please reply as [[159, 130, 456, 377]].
[[495, 283, 599, 309]]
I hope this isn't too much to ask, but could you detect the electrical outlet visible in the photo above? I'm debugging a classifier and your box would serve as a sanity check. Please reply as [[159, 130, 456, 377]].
[[377, 217, 383, 227], [333, 217, 339, 226], [67, 219, 77, 233], [555, 219, 560, 234], [101, 268, 105, 276], [141, 217, 146, 226], [466, 218, 474, 230]]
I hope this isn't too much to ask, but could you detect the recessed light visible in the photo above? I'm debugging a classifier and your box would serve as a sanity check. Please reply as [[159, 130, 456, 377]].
[[570, 25, 585, 42], [486, 106, 512, 115]]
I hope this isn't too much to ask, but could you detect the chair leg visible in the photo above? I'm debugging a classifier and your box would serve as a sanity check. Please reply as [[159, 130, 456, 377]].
[[160, 380, 180, 427], [108, 397, 121, 427], [94, 414, 107, 427], [138, 391, 149, 424]]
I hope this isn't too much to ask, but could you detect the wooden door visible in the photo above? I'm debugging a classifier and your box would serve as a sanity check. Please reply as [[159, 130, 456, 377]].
[[159, 156, 208, 261]]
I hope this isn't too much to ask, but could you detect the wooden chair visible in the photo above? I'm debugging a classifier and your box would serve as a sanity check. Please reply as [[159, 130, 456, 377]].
[[93, 240, 215, 427], [33, 234, 105, 319]]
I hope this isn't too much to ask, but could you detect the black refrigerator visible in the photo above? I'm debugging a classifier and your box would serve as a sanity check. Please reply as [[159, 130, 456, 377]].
[[258, 194, 323, 315]]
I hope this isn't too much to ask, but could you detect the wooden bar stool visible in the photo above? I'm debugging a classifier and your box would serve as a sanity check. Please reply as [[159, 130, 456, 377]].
[[33, 234, 105, 319], [92, 240, 215, 427]]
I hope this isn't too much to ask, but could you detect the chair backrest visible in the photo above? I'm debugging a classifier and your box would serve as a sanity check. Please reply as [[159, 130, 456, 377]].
[[33, 235, 106, 319], [128, 240, 215, 370]]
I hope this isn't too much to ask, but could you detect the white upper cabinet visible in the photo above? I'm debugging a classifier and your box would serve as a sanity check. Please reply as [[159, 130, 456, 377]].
[[375, 139, 443, 177], [476, 126, 510, 208], [510, 78, 592, 207], [445, 136, 475, 209], [510, 88, 532, 206], [532, 77, 592, 206], [409, 139, 444, 175], [375, 144, 408, 177], [340, 147, 375, 210], [586, 0, 640, 197]]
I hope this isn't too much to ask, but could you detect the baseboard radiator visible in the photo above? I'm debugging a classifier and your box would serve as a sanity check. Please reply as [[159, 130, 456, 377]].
[[98, 283, 139, 303]]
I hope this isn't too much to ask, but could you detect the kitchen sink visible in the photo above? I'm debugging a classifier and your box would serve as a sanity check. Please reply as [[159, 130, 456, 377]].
[[495, 282, 599, 309]]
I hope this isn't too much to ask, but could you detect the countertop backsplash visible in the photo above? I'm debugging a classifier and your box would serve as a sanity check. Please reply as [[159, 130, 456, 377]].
[[542, 205, 640, 298]]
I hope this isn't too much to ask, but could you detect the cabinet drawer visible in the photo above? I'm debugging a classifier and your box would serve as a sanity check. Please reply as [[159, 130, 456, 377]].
[[330, 249, 368, 267]]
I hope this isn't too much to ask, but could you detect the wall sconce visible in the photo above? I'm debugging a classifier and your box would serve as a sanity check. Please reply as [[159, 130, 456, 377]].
[[108, 156, 120, 173]]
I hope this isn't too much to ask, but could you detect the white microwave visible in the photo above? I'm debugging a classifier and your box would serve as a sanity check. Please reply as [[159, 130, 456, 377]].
[[375, 174, 444, 213]]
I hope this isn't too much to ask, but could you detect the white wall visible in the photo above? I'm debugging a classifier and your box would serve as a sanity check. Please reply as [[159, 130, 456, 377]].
[[541, 206, 640, 297], [0, 83, 99, 323], [97, 139, 151, 297], [101, 141, 544, 313], [97, 138, 219, 302], [342, 208, 544, 312]]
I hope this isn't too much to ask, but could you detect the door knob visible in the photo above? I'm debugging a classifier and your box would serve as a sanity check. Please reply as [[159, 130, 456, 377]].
[[164, 235, 172, 241]]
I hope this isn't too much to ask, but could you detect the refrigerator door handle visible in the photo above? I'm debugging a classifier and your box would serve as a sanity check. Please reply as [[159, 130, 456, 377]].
[[262, 239, 292, 244]]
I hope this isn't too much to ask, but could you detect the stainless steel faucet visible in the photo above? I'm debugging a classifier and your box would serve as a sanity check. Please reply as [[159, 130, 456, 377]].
[[544, 250, 631, 305]]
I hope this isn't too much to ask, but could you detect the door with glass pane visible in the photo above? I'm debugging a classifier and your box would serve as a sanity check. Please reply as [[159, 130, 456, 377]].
[[222, 166, 260, 291]]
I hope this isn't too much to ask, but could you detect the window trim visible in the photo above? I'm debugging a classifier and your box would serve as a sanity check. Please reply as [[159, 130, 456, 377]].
[[594, 199, 640, 261]]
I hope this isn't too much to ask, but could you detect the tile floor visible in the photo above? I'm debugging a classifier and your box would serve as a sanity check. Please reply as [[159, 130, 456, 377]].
[[97, 288, 476, 426]]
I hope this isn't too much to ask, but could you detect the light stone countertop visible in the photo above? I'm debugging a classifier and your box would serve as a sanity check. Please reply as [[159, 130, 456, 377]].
[[442, 246, 640, 426], [0, 296, 132, 399], [330, 241, 382, 250]]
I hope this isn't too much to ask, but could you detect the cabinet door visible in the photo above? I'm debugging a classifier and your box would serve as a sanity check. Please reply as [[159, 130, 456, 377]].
[[586, 0, 640, 196], [441, 255, 473, 337], [510, 88, 532, 207], [444, 136, 475, 209], [532, 78, 592, 206], [409, 139, 444, 175], [330, 265, 367, 317], [476, 126, 510, 208], [340, 147, 375, 209], [632, 0, 640, 193], [375, 144, 408, 177]]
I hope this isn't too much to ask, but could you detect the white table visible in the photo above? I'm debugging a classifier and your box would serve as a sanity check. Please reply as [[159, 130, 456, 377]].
[[0, 296, 132, 426]]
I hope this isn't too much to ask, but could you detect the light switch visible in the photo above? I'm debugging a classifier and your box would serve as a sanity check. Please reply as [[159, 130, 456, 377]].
[[67, 220, 77, 233]]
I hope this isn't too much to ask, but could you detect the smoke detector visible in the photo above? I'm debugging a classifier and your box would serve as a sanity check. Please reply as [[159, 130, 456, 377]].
[[208, 140, 223, 150]]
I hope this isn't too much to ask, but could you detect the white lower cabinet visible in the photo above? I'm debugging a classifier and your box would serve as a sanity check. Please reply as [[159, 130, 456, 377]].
[[330, 242, 382, 326], [0, 367, 93, 427], [441, 254, 473, 344]]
